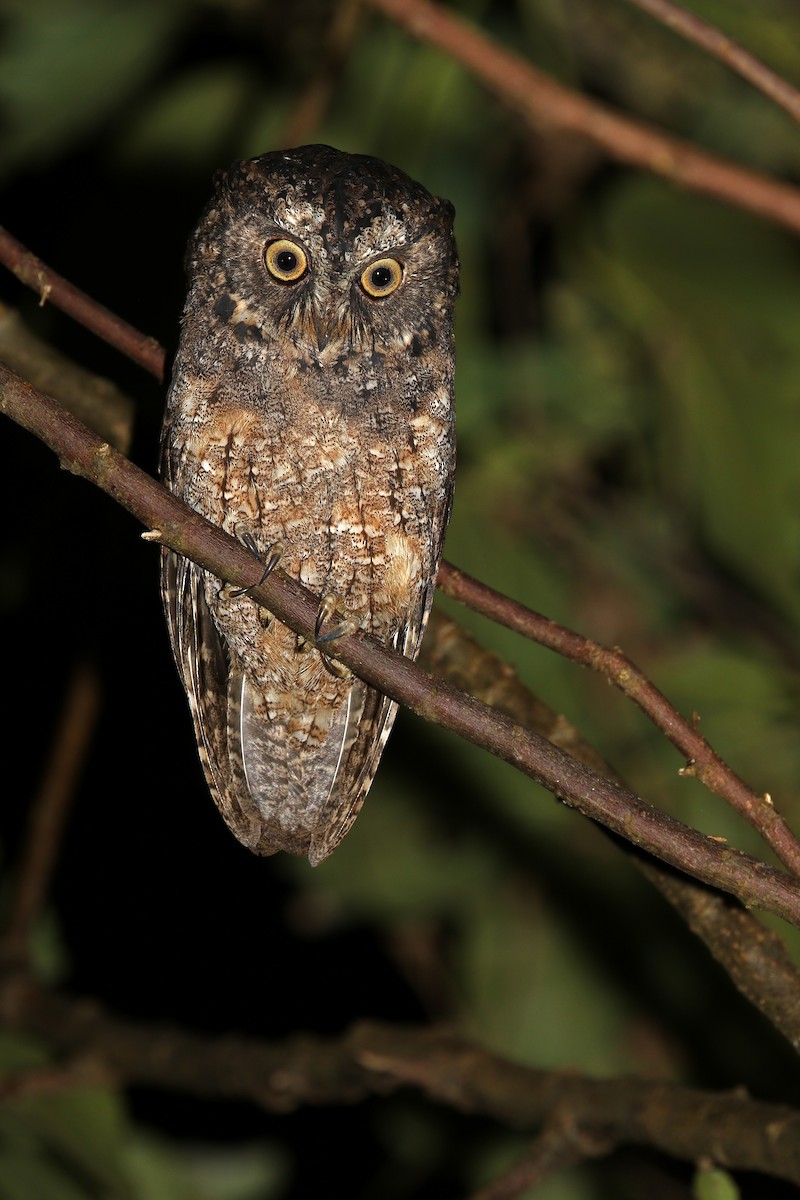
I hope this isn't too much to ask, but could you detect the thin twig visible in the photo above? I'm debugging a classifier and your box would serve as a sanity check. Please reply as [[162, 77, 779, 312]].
[[0, 227, 165, 380], [621, 0, 800, 125], [1, 661, 101, 967], [4, 366, 800, 930], [360, 0, 800, 237], [466, 1115, 609, 1200], [438, 562, 800, 881], [1, 988, 799, 1186]]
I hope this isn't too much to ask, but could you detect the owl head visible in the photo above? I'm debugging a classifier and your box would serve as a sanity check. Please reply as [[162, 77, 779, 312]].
[[185, 144, 459, 360]]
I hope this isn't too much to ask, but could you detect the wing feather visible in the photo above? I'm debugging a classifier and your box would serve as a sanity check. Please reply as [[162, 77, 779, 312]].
[[160, 544, 442, 864]]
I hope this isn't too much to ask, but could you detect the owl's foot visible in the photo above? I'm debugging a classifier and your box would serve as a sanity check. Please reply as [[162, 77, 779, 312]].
[[222, 535, 283, 600], [314, 593, 360, 678], [292, 637, 347, 680], [322, 654, 352, 679], [315, 593, 360, 643]]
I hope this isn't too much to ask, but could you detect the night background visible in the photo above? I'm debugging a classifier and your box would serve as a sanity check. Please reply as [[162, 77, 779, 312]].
[[2, 1, 800, 1196]]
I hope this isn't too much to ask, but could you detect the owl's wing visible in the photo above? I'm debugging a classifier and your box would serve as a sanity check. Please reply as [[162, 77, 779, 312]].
[[160, 545, 390, 860], [161, 541, 444, 864], [307, 567, 440, 864], [161, 549, 267, 847], [163, 547, 331, 854]]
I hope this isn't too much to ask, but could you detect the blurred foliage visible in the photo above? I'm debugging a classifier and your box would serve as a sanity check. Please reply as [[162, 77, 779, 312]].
[[0, 1034, 286, 1199], [2, 0, 800, 1197]]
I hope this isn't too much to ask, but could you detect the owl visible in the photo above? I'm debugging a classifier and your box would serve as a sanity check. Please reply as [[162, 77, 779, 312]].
[[160, 145, 459, 865]]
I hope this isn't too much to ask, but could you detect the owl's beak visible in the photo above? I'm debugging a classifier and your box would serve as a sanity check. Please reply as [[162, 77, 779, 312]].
[[311, 304, 335, 352]]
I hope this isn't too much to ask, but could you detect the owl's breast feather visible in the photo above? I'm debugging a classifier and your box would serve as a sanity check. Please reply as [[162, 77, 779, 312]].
[[174, 395, 436, 630]]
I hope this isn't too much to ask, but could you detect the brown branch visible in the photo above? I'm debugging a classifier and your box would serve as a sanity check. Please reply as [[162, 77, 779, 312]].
[[1, 662, 101, 968], [2, 983, 799, 1186], [423, 614, 800, 1053], [646, 867, 800, 1050], [465, 1117, 609, 1200], [0, 1057, 110, 1100], [438, 562, 800, 880], [360, 0, 800, 237], [0, 302, 134, 452], [0, 227, 165, 381], [621, 0, 800, 125], [4, 365, 800, 932]]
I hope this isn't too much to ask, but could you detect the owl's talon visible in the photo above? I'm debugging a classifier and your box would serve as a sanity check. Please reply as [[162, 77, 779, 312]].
[[228, 540, 284, 599], [238, 530, 259, 555], [318, 619, 360, 644], [314, 593, 360, 644], [321, 653, 352, 679], [314, 594, 338, 639]]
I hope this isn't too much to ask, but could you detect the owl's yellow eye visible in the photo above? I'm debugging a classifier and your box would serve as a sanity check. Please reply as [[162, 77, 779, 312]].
[[264, 239, 308, 282], [360, 257, 403, 298]]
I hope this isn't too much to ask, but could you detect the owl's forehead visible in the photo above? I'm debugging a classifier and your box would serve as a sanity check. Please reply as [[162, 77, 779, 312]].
[[266, 186, 411, 260], [224, 147, 445, 264]]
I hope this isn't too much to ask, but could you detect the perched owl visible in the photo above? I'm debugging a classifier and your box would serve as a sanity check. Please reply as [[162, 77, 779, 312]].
[[160, 145, 458, 865]]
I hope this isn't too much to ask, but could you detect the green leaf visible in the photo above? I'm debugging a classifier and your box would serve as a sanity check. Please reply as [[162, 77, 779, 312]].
[[693, 1164, 741, 1200]]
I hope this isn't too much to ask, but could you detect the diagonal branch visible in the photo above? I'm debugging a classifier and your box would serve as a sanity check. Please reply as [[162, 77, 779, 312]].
[[360, 0, 800, 237], [0, 227, 165, 380], [4, 363, 800, 930], [620, 0, 800, 125]]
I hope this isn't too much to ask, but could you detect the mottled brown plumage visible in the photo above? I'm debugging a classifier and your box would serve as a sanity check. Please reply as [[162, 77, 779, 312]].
[[161, 145, 458, 864]]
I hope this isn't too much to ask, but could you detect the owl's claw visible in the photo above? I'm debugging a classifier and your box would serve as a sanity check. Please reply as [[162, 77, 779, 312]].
[[314, 593, 360, 644], [223, 538, 284, 600], [321, 653, 352, 679], [314, 593, 359, 678]]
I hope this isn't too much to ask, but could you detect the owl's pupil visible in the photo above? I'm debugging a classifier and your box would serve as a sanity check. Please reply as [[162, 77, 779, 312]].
[[276, 250, 297, 273], [371, 266, 392, 289]]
